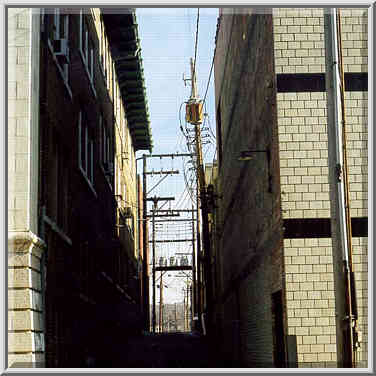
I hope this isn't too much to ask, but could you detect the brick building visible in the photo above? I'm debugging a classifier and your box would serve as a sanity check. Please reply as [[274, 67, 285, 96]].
[[211, 7, 368, 368], [8, 7, 152, 367], [212, 8, 284, 367], [273, 7, 368, 368]]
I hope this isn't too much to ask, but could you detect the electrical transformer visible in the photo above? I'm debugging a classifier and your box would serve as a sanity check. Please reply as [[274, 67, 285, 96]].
[[185, 101, 203, 125]]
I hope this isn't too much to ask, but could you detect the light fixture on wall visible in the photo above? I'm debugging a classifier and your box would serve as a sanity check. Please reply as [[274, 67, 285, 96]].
[[238, 149, 272, 193]]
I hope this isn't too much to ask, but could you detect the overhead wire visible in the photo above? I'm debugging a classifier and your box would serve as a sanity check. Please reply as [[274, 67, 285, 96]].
[[192, 8, 200, 82], [202, 50, 215, 107]]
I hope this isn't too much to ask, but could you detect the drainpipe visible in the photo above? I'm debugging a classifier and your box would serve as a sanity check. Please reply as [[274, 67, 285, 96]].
[[324, 8, 357, 367]]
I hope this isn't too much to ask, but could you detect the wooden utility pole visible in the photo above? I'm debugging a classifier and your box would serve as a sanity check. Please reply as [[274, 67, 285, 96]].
[[149, 196, 174, 333], [152, 202, 156, 333], [324, 8, 359, 367], [191, 205, 197, 322], [185, 57, 213, 336], [159, 272, 163, 332], [183, 288, 186, 331], [196, 183, 202, 328], [142, 152, 193, 332], [142, 155, 149, 331], [175, 302, 178, 331]]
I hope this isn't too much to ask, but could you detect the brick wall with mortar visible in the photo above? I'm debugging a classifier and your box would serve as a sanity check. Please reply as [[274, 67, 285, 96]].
[[214, 9, 285, 367], [38, 9, 143, 366], [8, 8, 46, 367], [8, 8, 145, 367], [273, 7, 368, 367]]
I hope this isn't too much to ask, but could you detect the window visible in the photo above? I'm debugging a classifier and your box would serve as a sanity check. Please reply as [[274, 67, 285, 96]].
[[80, 10, 88, 61], [99, 17, 106, 77], [112, 61, 116, 98], [103, 32, 108, 82], [45, 126, 69, 233], [48, 8, 70, 86], [57, 142, 69, 232], [101, 118, 108, 166], [116, 159, 121, 196], [79, 10, 95, 85], [88, 39, 94, 81], [78, 111, 94, 185], [54, 9, 69, 40]]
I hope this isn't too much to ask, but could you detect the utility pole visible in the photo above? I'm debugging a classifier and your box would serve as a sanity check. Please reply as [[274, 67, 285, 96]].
[[190, 283, 193, 330], [185, 57, 213, 336], [152, 202, 156, 333], [149, 196, 174, 333], [324, 8, 359, 367], [159, 272, 163, 332], [196, 178, 202, 330], [191, 204, 197, 324], [183, 288, 185, 331], [142, 154, 149, 331], [186, 276, 190, 331], [175, 302, 178, 331]]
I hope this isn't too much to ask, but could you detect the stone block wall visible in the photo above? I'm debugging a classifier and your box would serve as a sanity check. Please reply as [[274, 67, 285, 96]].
[[8, 232, 46, 367], [8, 8, 46, 368], [8, 7, 39, 234]]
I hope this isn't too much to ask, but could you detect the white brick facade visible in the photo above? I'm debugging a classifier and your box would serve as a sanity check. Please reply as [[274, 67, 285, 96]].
[[284, 238, 337, 366], [274, 8, 368, 368]]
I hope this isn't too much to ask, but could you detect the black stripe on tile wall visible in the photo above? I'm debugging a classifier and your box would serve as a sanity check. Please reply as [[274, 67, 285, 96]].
[[351, 217, 368, 238], [277, 73, 368, 93], [283, 217, 368, 239]]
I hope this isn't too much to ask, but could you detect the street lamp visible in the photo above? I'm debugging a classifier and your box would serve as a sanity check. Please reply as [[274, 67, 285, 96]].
[[238, 149, 272, 193]]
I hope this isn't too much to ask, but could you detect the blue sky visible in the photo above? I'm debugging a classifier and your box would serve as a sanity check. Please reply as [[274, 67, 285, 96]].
[[135, 8, 219, 305], [136, 7, 218, 156]]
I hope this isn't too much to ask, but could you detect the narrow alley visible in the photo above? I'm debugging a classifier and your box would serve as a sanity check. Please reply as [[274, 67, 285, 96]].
[[7, 5, 369, 371]]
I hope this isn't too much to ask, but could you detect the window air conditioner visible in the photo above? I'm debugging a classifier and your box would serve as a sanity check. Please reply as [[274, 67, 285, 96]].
[[53, 38, 69, 64], [124, 206, 132, 218], [120, 206, 132, 218]]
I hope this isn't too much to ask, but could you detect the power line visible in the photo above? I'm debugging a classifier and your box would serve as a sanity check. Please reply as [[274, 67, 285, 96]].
[[202, 53, 215, 106], [193, 8, 200, 82]]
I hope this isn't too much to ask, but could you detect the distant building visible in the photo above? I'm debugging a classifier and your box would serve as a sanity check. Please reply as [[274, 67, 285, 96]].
[[212, 7, 368, 368], [8, 7, 152, 367]]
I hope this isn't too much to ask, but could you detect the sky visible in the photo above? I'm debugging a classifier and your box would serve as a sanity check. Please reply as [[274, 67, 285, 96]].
[[135, 8, 219, 306]]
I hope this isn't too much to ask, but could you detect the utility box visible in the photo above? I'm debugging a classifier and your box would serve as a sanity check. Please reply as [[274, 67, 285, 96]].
[[186, 101, 203, 125]]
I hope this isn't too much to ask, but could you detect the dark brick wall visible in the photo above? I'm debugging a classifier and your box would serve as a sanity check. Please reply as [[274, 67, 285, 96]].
[[213, 9, 285, 367], [39, 11, 142, 366]]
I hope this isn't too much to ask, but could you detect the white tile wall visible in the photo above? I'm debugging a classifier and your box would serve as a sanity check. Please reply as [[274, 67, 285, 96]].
[[274, 7, 368, 367]]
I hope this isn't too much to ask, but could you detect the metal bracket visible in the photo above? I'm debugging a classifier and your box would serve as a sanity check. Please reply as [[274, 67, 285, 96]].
[[336, 163, 343, 182]]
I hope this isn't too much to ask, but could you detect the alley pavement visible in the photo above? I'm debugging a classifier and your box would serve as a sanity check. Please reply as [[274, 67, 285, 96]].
[[95, 331, 215, 368]]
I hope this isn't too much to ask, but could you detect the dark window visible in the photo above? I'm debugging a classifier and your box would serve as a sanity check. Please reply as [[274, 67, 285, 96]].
[[79, 111, 94, 185]]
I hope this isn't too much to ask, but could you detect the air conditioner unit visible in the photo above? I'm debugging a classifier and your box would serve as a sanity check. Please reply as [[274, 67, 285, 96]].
[[53, 38, 69, 64], [124, 206, 132, 218], [120, 206, 132, 219]]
